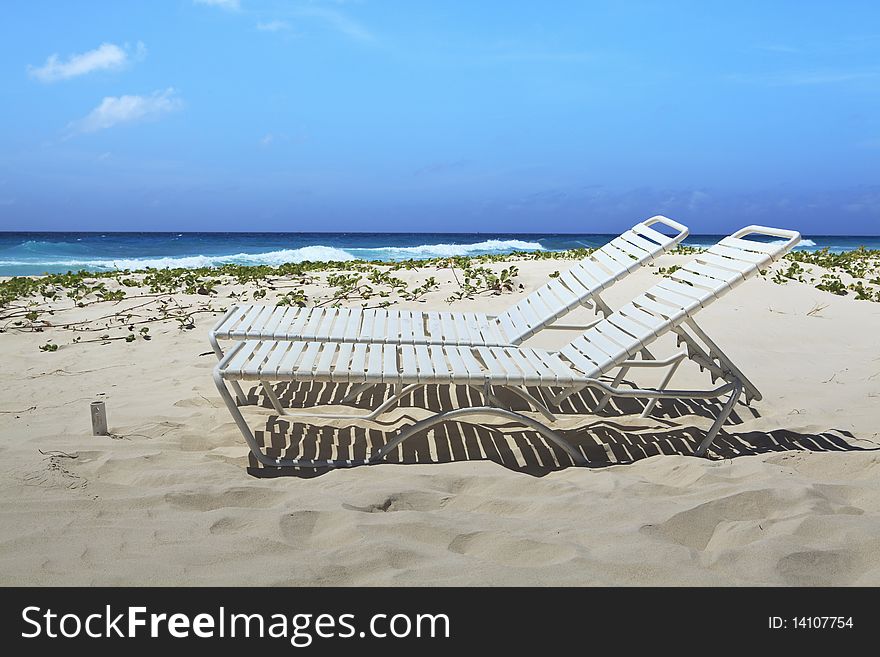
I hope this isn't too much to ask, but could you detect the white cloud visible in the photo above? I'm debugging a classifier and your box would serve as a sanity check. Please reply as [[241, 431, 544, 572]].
[[256, 20, 290, 32], [70, 88, 183, 134], [296, 7, 374, 42], [28, 42, 146, 82], [194, 0, 240, 10]]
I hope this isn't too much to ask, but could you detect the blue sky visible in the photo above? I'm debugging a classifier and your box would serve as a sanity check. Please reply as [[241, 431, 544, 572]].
[[1, 0, 878, 234]]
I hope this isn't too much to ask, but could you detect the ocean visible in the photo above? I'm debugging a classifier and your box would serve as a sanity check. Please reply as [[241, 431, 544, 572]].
[[0, 231, 874, 277]]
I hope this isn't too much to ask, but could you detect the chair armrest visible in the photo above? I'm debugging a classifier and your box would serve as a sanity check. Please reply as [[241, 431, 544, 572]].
[[643, 215, 690, 241], [731, 225, 801, 253]]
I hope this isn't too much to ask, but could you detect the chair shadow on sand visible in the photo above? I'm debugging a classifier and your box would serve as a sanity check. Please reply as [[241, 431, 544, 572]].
[[242, 381, 874, 478]]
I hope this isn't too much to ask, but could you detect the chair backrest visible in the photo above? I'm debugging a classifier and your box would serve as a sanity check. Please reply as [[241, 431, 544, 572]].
[[496, 215, 689, 344], [559, 226, 801, 378]]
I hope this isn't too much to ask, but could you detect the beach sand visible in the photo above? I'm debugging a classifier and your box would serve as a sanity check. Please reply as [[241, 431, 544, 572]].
[[1, 255, 879, 586]]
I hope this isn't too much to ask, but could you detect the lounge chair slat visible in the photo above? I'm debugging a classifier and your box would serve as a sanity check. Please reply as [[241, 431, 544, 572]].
[[411, 312, 427, 342], [452, 313, 476, 346], [372, 310, 388, 344], [466, 313, 488, 346], [481, 319, 507, 346], [365, 344, 384, 382], [349, 343, 368, 381], [302, 308, 328, 340], [400, 345, 418, 379], [331, 342, 354, 382], [314, 342, 339, 378], [329, 307, 351, 341], [541, 279, 577, 313], [383, 344, 399, 383], [430, 345, 450, 381], [398, 310, 413, 344], [426, 312, 444, 343], [344, 309, 362, 341], [695, 252, 748, 273], [414, 344, 434, 382], [437, 312, 455, 343], [214, 305, 243, 337], [443, 346, 469, 382]]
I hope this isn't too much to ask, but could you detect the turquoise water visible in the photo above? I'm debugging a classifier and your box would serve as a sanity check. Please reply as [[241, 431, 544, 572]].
[[0, 231, 874, 276]]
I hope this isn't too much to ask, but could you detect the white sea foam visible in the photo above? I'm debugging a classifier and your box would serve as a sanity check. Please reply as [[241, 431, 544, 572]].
[[768, 238, 817, 248], [350, 239, 544, 259]]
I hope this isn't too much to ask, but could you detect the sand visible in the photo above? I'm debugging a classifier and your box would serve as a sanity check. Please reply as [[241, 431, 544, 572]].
[[1, 255, 879, 586]]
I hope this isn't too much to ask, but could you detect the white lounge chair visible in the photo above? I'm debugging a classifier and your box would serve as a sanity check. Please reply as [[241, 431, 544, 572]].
[[213, 226, 800, 468], [210, 216, 689, 403]]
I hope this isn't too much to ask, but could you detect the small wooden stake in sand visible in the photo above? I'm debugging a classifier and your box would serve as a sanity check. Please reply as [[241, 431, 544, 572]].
[[90, 401, 108, 436]]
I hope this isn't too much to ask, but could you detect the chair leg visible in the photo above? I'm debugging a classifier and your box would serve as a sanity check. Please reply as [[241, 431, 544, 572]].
[[261, 380, 286, 415], [640, 355, 685, 418], [595, 367, 629, 412], [695, 380, 743, 457]]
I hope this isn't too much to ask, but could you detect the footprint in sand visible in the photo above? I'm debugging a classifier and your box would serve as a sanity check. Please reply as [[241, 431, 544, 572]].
[[342, 491, 452, 513]]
